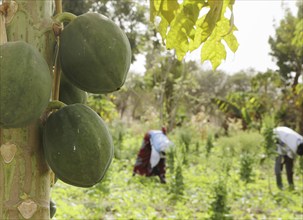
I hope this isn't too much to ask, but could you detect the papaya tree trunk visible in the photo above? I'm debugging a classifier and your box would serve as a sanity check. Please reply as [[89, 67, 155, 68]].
[[0, 0, 55, 219]]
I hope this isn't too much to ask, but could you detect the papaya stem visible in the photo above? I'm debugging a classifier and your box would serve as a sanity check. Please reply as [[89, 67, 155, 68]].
[[41, 100, 66, 125], [52, 40, 61, 100], [51, 0, 64, 101], [55, 0, 62, 14], [46, 100, 66, 111], [53, 12, 77, 24]]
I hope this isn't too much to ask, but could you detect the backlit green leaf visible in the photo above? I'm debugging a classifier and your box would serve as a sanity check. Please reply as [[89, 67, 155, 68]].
[[224, 32, 239, 53], [201, 40, 226, 70], [158, 17, 169, 40], [166, 3, 200, 59], [150, 0, 238, 70]]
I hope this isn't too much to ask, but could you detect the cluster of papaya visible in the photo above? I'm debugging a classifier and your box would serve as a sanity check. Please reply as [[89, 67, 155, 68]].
[[0, 12, 131, 188]]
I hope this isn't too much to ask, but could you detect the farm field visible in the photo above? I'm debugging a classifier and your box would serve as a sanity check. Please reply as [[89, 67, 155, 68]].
[[51, 127, 303, 219], [1, 1, 303, 220]]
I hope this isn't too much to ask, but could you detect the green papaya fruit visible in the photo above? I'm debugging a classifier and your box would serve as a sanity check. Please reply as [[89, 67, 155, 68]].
[[0, 41, 51, 128], [43, 103, 114, 187], [59, 74, 87, 104], [59, 12, 131, 94]]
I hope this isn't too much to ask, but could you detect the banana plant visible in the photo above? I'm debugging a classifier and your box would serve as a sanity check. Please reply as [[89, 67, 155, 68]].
[[211, 92, 266, 131]]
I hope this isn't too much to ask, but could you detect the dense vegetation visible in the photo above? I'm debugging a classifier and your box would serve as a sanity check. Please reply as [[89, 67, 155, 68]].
[[51, 122, 303, 219]]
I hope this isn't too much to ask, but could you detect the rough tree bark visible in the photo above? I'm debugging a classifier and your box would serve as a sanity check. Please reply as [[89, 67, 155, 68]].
[[0, 0, 55, 219]]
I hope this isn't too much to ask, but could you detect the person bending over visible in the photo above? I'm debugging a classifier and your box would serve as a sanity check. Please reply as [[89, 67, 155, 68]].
[[273, 126, 303, 190], [133, 127, 173, 183]]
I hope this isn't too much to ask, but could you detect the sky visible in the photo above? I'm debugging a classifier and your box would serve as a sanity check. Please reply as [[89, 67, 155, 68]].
[[130, 0, 299, 75]]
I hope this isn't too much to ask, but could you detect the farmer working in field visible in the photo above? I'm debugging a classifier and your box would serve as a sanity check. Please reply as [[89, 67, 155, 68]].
[[133, 127, 173, 184], [273, 126, 303, 190]]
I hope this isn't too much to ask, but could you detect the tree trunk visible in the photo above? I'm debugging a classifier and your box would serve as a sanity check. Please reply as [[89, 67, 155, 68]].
[[0, 0, 55, 219]]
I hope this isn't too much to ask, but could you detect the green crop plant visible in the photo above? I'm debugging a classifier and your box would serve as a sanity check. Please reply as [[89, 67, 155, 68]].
[[209, 178, 232, 220], [205, 134, 214, 157], [112, 122, 127, 160], [240, 151, 255, 183], [169, 143, 185, 200], [180, 129, 191, 153], [195, 141, 200, 152], [261, 115, 276, 159], [170, 161, 185, 200], [167, 147, 176, 176]]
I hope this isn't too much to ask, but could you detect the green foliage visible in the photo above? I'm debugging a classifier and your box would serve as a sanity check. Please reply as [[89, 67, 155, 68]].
[[268, 2, 303, 133], [261, 115, 276, 158], [209, 178, 232, 220], [212, 88, 271, 131], [167, 147, 175, 176], [174, 128, 196, 165], [239, 151, 255, 183], [179, 129, 191, 153], [150, 0, 238, 69], [195, 141, 200, 152], [211, 97, 242, 119], [251, 70, 282, 94], [51, 129, 303, 219], [170, 162, 185, 199], [144, 55, 200, 129], [205, 134, 214, 157], [274, 92, 298, 130], [116, 60, 282, 134], [169, 133, 186, 199], [268, 3, 303, 87], [87, 94, 118, 122], [111, 122, 127, 159]]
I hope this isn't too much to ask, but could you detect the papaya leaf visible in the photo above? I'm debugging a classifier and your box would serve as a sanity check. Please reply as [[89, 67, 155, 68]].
[[223, 31, 239, 53], [149, 0, 160, 22], [158, 17, 169, 41], [181, 2, 200, 36], [201, 40, 226, 70], [150, 0, 179, 23], [166, 3, 199, 59], [188, 15, 207, 51], [200, 16, 238, 69], [150, 0, 238, 69], [184, 0, 207, 41]]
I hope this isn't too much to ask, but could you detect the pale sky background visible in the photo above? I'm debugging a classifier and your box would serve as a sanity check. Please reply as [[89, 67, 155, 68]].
[[130, 0, 299, 74]]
